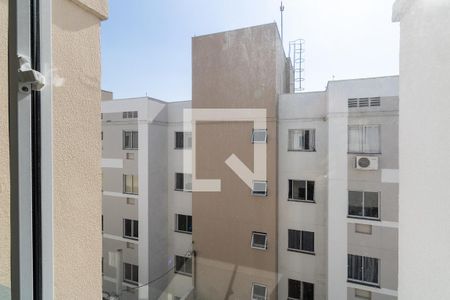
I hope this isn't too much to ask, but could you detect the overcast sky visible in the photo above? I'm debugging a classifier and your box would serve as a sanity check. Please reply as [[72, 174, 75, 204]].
[[101, 0, 399, 101]]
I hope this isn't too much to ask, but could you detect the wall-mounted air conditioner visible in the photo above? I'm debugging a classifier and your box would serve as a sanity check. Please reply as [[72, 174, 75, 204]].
[[355, 156, 379, 170]]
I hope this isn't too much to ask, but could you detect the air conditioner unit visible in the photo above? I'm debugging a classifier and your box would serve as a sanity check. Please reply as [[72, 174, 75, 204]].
[[355, 156, 379, 170]]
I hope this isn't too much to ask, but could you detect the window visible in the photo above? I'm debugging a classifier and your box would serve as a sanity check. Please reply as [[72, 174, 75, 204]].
[[348, 254, 379, 285], [123, 130, 138, 149], [175, 131, 192, 149], [288, 279, 314, 300], [288, 180, 314, 202], [288, 129, 315, 151], [175, 214, 192, 233], [348, 125, 380, 153], [123, 174, 138, 194], [123, 111, 138, 118], [288, 229, 314, 253], [175, 255, 192, 276], [348, 97, 380, 108], [252, 129, 268, 143], [123, 219, 138, 240], [252, 180, 268, 196], [251, 283, 267, 300], [123, 263, 139, 284], [251, 232, 268, 250], [102, 215, 103, 232], [355, 289, 371, 299], [348, 191, 379, 219], [175, 173, 192, 191]]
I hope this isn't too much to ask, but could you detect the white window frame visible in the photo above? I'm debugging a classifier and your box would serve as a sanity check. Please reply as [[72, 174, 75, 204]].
[[174, 255, 192, 276], [287, 278, 315, 300], [123, 262, 139, 285], [123, 130, 138, 150], [288, 179, 315, 202], [252, 180, 268, 196], [287, 229, 315, 254], [348, 191, 380, 220], [288, 129, 316, 151], [251, 232, 268, 250], [175, 173, 192, 192], [347, 254, 380, 286], [175, 214, 192, 234], [123, 218, 139, 240], [251, 129, 268, 144], [9, 0, 54, 298], [123, 174, 138, 195], [251, 283, 268, 300], [348, 125, 381, 154]]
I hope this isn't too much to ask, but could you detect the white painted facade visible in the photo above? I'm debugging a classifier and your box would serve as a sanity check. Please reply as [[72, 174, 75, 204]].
[[278, 76, 399, 300], [393, 0, 450, 299]]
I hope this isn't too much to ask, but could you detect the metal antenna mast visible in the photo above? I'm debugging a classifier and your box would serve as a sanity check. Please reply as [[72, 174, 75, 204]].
[[280, 2, 285, 43]]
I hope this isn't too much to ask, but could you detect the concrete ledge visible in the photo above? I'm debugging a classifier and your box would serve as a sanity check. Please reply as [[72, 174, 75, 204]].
[[71, 0, 108, 20]]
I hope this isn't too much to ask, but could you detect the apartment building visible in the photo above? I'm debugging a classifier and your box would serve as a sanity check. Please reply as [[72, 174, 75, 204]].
[[101, 93, 194, 300], [278, 77, 399, 300], [101, 24, 399, 300]]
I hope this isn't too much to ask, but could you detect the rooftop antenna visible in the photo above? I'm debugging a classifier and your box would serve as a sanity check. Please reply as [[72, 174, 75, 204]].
[[280, 2, 285, 43]]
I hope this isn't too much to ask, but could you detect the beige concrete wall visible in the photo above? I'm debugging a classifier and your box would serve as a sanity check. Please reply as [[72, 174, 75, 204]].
[[53, 0, 106, 298], [0, 0, 10, 290], [192, 23, 281, 300]]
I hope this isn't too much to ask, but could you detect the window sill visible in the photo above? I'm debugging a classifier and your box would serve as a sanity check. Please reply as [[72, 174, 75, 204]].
[[123, 148, 138, 151], [174, 271, 192, 277], [252, 193, 268, 197], [288, 149, 316, 152], [251, 246, 268, 251], [348, 152, 381, 155], [175, 189, 192, 193], [288, 198, 315, 204], [347, 279, 380, 288], [123, 280, 139, 286], [175, 230, 192, 235], [174, 147, 192, 150], [123, 236, 139, 241], [123, 192, 138, 196], [347, 215, 380, 222], [287, 248, 315, 255]]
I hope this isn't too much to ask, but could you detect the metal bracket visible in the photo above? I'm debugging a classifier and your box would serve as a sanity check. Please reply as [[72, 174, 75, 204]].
[[18, 55, 46, 92]]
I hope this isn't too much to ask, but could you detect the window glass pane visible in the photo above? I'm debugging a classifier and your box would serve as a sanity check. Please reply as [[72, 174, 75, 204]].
[[301, 231, 314, 252], [253, 284, 266, 298], [288, 279, 301, 299], [175, 132, 184, 148], [252, 129, 267, 143], [124, 132, 131, 149], [363, 257, 378, 284], [132, 175, 138, 194], [306, 181, 314, 201], [348, 126, 362, 153], [364, 125, 380, 153], [297, 180, 306, 200], [252, 233, 267, 248], [175, 173, 184, 190], [364, 192, 379, 218], [132, 131, 138, 149], [348, 254, 363, 281], [348, 191, 363, 216], [177, 215, 186, 231], [185, 258, 192, 274], [302, 282, 314, 300], [304, 130, 310, 150], [124, 219, 132, 237], [124, 263, 131, 280], [288, 229, 301, 250], [133, 220, 138, 238], [132, 264, 139, 282], [289, 129, 303, 150], [188, 215, 192, 232]]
